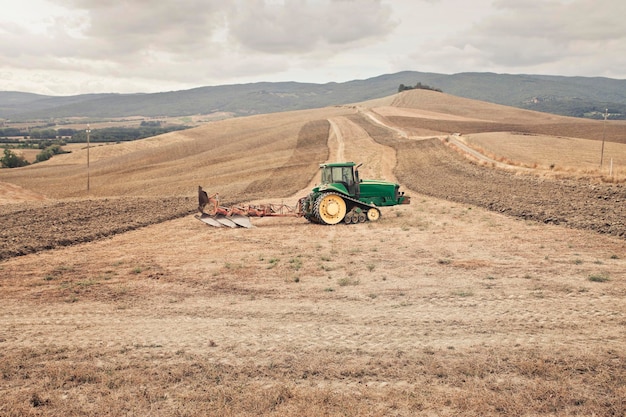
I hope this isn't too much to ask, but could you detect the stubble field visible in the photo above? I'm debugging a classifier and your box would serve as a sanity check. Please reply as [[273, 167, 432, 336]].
[[1, 90, 625, 416]]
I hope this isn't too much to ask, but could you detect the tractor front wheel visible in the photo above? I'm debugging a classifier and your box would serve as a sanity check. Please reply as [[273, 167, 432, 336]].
[[315, 193, 347, 225], [367, 207, 381, 222]]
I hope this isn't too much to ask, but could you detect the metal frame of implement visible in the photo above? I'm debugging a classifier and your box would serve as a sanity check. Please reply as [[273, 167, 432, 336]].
[[196, 186, 303, 228]]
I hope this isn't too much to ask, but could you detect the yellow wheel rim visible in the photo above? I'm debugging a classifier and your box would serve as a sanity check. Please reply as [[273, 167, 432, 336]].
[[367, 208, 380, 222], [318, 194, 346, 225]]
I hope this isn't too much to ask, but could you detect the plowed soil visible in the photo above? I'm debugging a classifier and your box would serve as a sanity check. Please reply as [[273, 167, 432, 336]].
[[0, 197, 193, 260], [345, 113, 626, 238]]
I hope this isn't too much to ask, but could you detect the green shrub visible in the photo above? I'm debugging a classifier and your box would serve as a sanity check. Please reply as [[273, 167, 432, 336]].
[[1, 148, 29, 168], [588, 273, 610, 283]]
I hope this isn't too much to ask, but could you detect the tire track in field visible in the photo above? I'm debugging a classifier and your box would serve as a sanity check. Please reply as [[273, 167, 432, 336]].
[[328, 116, 398, 183]]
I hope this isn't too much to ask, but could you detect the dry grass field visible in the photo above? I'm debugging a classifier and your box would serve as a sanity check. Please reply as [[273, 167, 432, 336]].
[[1, 90, 625, 416]]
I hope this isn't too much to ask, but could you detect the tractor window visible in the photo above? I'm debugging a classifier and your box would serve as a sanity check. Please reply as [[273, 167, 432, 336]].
[[321, 166, 354, 185], [332, 167, 342, 183], [341, 167, 353, 186], [321, 168, 332, 184]]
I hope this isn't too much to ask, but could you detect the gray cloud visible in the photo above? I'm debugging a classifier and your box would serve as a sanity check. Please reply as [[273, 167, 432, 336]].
[[458, 0, 626, 68], [0, 0, 397, 92], [229, 0, 396, 53], [2, 0, 625, 95]]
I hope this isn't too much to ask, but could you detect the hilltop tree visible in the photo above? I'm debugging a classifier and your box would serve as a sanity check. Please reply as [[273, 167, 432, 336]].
[[398, 82, 442, 93]]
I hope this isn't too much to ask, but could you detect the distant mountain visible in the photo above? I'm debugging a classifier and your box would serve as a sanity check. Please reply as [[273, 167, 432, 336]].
[[2, 71, 626, 121]]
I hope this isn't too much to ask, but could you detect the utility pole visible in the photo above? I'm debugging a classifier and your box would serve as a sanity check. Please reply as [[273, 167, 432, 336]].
[[600, 109, 608, 168], [86, 124, 91, 191]]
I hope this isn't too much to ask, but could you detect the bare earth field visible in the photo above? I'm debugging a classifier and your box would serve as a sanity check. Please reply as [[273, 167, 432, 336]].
[[1, 90, 625, 416]]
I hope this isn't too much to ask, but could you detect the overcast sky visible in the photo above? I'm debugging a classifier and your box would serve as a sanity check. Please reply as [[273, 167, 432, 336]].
[[1, 0, 625, 96]]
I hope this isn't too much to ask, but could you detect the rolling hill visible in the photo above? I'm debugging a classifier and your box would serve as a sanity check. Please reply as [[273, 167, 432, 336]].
[[2, 71, 626, 121], [2, 89, 626, 202]]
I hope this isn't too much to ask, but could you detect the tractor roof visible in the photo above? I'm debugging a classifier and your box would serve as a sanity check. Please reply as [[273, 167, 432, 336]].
[[319, 162, 356, 168]]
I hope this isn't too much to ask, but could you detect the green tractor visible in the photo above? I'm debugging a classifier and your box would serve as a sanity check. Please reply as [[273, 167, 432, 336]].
[[300, 162, 410, 225]]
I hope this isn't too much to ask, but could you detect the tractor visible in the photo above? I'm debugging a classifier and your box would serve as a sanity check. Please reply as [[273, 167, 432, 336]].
[[299, 162, 410, 225], [196, 162, 410, 227]]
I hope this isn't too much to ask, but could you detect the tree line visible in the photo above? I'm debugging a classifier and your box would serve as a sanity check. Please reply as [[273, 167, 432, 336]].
[[69, 124, 189, 143], [0, 122, 189, 142], [1, 123, 191, 168]]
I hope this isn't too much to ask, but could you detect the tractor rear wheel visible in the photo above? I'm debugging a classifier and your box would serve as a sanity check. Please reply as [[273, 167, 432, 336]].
[[315, 193, 347, 225]]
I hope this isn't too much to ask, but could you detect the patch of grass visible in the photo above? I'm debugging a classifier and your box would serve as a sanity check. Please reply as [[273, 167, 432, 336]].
[[437, 259, 452, 265], [392, 301, 412, 308], [224, 262, 245, 270], [319, 264, 334, 272], [610, 254, 619, 259], [337, 277, 359, 287], [285, 276, 300, 283], [588, 273, 610, 283], [43, 264, 75, 281], [289, 257, 302, 271], [572, 258, 583, 265], [324, 287, 334, 292], [266, 258, 280, 269], [452, 290, 474, 297], [98, 272, 114, 280], [366, 263, 375, 272], [76, 279, 97, 287]]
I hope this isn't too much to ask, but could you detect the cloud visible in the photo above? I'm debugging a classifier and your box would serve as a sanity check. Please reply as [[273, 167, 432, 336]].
[[229, 0, 396, 53], [402, 0, 626, 78], [0, 0, 397, 93], [2, 0, 626, 95], [459, 0, 626, 68]]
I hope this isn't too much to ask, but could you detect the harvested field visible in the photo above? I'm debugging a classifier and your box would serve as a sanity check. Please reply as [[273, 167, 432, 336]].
[[1, 90, 625, 416]]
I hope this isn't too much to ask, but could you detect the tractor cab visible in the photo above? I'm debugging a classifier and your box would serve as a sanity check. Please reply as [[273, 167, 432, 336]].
[[319, 162, 361, 197]]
